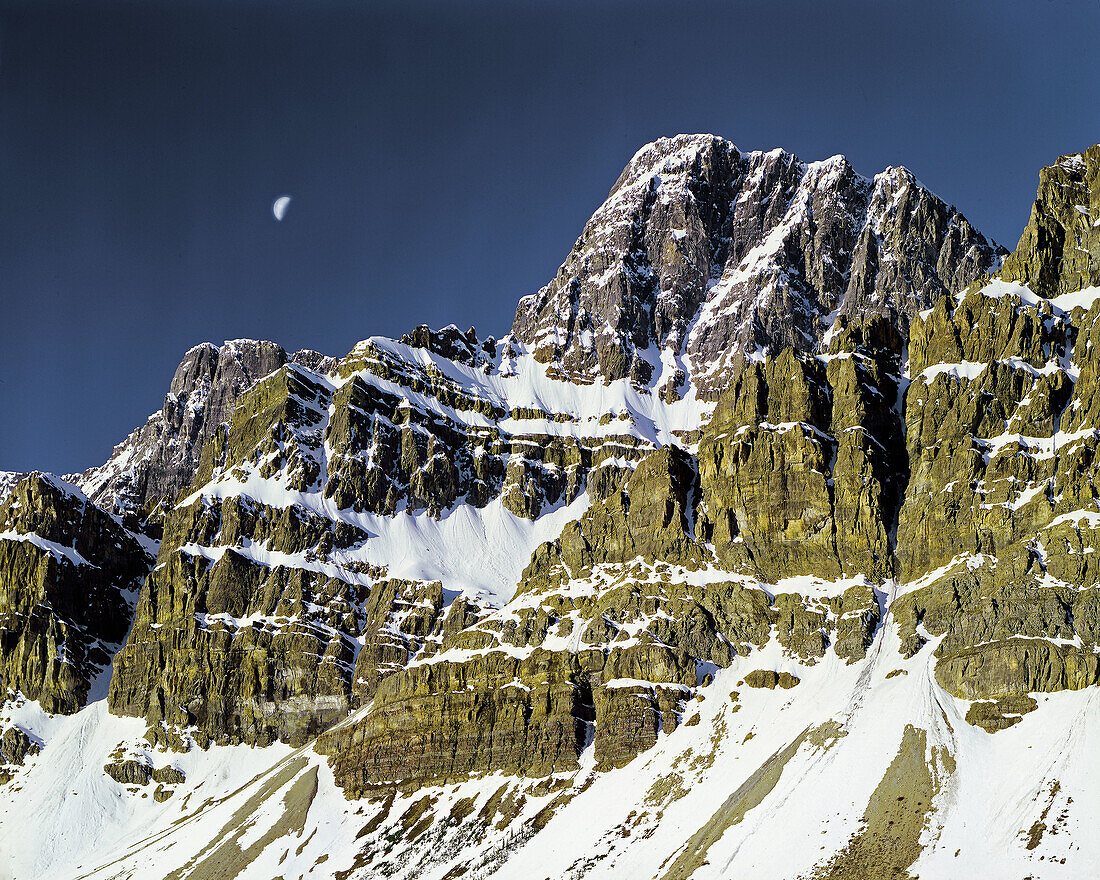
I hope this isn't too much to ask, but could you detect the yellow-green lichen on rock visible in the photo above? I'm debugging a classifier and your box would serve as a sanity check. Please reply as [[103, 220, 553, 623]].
[[0, 473, 151, 713]]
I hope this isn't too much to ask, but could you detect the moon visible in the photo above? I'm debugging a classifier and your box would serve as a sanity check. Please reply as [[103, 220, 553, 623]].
[[272, 195, 291, 221]]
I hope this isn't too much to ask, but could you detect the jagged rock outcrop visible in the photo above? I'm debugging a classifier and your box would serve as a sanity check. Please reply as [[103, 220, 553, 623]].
[[76, 138, 1009, 769], [0, 725, 38, 766], [108, 503, 481, 748], [0, 473, 151, 712], [964, 694, 1038, 733], [105, 338, 650, 747], [743, 669, 800, 689], [399, 323, 497, 367], [77, 339, 334, 520], [317, 143, 1100, 789], [109, 548, 365, 748], [696, 316, 905, 583], [319, 337, 906, 789], [999, 145, 1100, 297], [892, 280, 1100, 703], [886, 148, 1100, 706], [318, 449, 712, 788], [0, 725, 39, 784], [0, 472, 23, 503], [511, 134, 1003, 396]]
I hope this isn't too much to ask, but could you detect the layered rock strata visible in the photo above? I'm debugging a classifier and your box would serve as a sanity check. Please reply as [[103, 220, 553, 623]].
[[0, 473, 151, 712], [511, 133, 1003, 395], [77, 339, 335, 521]]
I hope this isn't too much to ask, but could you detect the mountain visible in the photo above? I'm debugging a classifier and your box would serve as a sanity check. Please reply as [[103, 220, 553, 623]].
[[2, 137, 1100, 880], [511, 134, 1003, 396]]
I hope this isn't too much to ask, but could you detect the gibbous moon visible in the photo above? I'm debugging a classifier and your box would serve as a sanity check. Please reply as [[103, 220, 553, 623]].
[[273, 195, 292, 221]]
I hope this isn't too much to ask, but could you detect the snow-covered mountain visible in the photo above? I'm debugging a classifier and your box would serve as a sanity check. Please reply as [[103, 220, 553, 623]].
[[511, 134, 1002, 396], [3, 137, 1100, 880]]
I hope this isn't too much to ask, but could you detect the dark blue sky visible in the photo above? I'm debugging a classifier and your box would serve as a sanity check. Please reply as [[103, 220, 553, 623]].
[[2, 0, 1099, 475]]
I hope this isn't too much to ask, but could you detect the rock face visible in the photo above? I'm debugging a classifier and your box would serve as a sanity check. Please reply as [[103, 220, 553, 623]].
[[0, 725, 38, 765], [0, 725, 40, 784], [101, 139, 1095, 788], [696, 316, 905, 585], [319, 326, 899, 790], [511, 134, 1003, 396], [77, 339, 334, 520], [0, 473, 151, 712], [999, 145, 1100, 297], [104, 341, 653, 748], [327, 144, 1098, 792], [892, 276, 1100, 701], [399, 323, 497, 367]]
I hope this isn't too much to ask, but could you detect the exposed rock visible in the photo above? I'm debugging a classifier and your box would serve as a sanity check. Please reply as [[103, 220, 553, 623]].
[[109, 547, 372, 747], [0, 473, 151, 713], [151, 765, 186, 784], [696, 317, 904, 584], [0, 472, 23, 504], [321, 649, 592, 793], [104, 758, 152, 786], [511, 134, 1002, 396], [0, 725, 39, 766], [42, 139, 1100, 831], [400, 324, 496, 368], [318, 421, 887, 789], [936, 639, 1099, 700], [77, 339, 329, 519], [524, 444, 702, 578], [999, 145, 1100, 297], [965, 694, 1039, 733], [743, 669, 800, 689], [894, 272, 1100, 701]]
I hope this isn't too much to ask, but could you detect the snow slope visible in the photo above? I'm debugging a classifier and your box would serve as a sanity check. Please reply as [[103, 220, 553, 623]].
[[4, 595, 1096, 880]]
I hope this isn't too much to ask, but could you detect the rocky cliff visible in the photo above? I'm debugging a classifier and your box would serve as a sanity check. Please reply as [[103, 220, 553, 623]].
[[511, 134, 1002, 397], [77, 339, 335, 522], [0, 473, 150, 713]]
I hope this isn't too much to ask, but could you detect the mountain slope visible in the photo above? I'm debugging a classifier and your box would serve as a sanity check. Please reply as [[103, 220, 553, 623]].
[[0, 473, 151, 714]]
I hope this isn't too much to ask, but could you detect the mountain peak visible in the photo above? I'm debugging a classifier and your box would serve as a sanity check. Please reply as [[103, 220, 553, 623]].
[[999, 143, 1100, 297], [512, 133, 1002, 397]]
